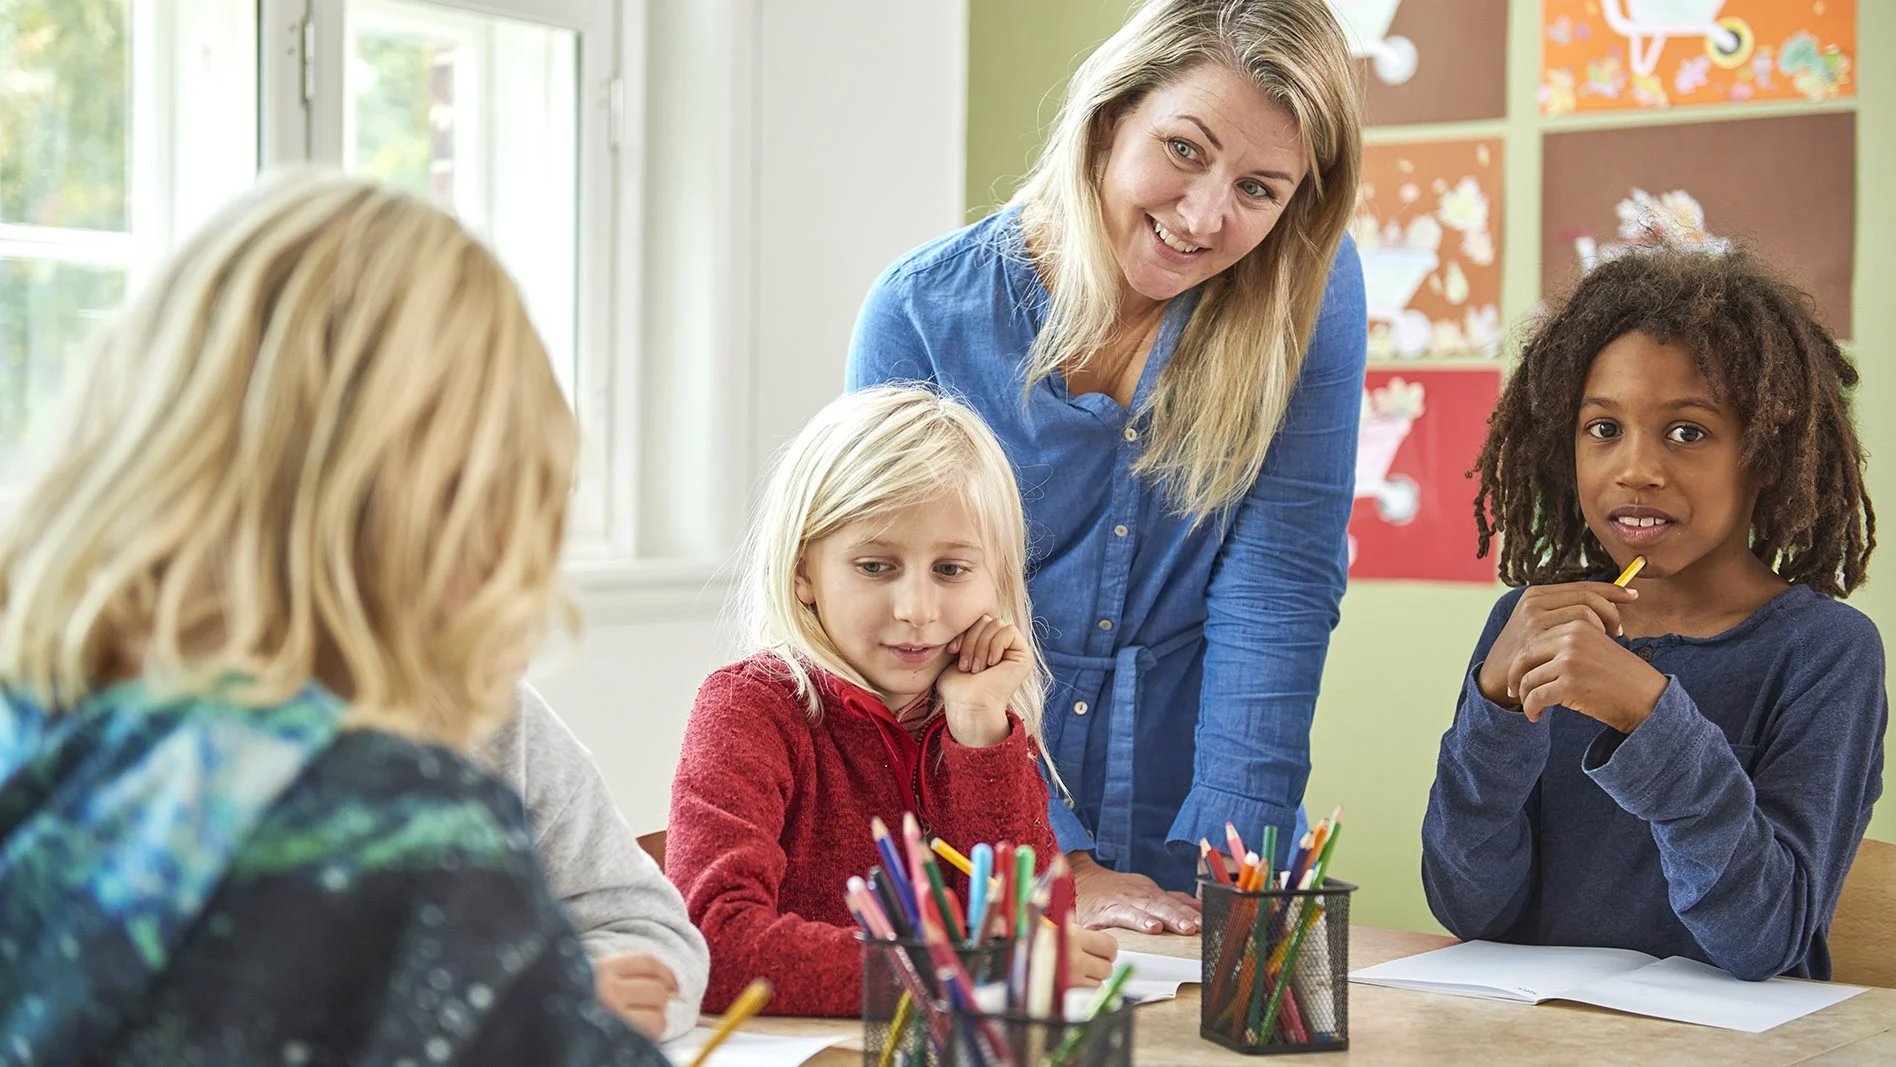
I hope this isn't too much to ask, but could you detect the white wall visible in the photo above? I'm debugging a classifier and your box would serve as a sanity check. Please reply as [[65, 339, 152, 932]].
[[529, 0, 971, 833]]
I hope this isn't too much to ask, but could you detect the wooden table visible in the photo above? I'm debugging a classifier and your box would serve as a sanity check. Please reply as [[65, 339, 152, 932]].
[[724, 927, 1896, 1065]]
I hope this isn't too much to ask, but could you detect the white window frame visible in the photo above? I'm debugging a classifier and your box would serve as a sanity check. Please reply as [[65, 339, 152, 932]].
[[0, 0, 150, 363], [10, 0, 741, 617], [0, 0, 258, 503], [259, 0, 640, 567]]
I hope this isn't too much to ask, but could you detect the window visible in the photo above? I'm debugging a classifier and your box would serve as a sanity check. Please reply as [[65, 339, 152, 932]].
[[5, 0, 667, 579], [341, 0, 581, 402], [266, 0, 628, 557], [0, 0, 255, 485], [4, 0, 637, 563]]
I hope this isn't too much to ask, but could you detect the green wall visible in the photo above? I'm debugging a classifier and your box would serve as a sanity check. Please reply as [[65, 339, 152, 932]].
[[968, 1, 1896, 933]]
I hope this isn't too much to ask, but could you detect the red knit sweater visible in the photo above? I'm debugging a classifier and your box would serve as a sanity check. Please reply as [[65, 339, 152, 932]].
[[665, 654, 1058, 1017]]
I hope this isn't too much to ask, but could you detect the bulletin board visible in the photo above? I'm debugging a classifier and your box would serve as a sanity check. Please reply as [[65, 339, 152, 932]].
[[1313, 1, 1861, 584]]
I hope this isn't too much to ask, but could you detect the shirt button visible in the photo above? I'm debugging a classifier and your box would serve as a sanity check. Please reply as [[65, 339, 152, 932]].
[[1073, 701, 1089, 716], [1113, 524, 1129, 537], [1123, 425, 1139, 442], [1097, 618, 1113, 632], [1637, 647, 1655, 661]]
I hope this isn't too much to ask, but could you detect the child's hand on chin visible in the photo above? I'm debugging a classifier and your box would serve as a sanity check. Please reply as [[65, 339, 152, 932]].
[[936, 614, 1029, 747], [1476, 580, 1667, 732]]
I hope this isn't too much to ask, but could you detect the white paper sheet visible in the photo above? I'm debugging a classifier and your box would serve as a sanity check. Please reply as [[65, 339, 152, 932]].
[[1351, 940, 1658, 1001], [1562, 956, 1868, 1034], [1348, 941, 1868, 1032], [664, 1027, 850, 1067], [1114, 949, 1203, 1005]]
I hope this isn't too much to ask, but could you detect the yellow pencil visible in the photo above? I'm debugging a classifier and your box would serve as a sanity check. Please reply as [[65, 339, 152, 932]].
[[686, 977, 772, 1067], [930, 838, 997, 890], [1613, 555, 1646, 587], [876, 992, 914, 1067]]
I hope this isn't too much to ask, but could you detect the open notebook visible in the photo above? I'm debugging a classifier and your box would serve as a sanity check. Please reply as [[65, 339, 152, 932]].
[[1349, 941, 1867, 1033]]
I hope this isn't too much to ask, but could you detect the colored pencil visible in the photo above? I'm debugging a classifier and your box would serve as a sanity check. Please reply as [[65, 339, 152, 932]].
[[1048, 854, 1074, 1010], [933, 836, 1058, 930], [871, 817, 922, 929], [916, 847, 967, 944], [1254, 823, 1343, 1042], [1202, 838, 1233, 885], [1224, 820, 1247, 876], [967, 842, 993, 945], [1045, 961, 1134, 1067], [996, 842, 1016, 938], [685, 977, 772, 1067], [1012, 845, 1035, 941]]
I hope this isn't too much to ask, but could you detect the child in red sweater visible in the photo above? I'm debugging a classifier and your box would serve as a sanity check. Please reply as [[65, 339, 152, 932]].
[[667, 386, 1119, 1016]]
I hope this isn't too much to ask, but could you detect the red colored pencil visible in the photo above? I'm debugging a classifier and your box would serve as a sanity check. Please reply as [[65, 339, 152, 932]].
[[1048, 854, 1074, 1010]]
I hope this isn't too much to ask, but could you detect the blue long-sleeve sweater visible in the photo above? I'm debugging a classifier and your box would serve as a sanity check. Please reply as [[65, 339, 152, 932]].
[[1422, 583, 1886, 980]]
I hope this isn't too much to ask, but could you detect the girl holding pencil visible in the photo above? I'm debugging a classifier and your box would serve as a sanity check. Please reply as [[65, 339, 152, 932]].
[[1423, 247, 1885, 981], [667, 387, 1118, 1016]]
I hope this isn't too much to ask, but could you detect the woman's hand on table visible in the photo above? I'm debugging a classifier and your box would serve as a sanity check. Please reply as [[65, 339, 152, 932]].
[[1069, 851, 1202, 934]]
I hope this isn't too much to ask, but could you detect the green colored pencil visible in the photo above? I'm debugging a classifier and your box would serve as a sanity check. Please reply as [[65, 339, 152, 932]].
[[1252, 822, 1343, 1042], [920, 853, 965, 943], [1043, 959, 1134, 1067]]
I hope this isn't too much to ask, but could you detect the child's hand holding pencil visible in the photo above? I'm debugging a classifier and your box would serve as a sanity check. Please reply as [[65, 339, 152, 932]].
[[591, 953, 679, 1039], [1473, 557, 1666, 728], [1069, 926, 1118, 985]]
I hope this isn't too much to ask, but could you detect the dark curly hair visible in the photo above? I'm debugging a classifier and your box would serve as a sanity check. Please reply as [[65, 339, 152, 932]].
[[1472, 246, 1874, 597]]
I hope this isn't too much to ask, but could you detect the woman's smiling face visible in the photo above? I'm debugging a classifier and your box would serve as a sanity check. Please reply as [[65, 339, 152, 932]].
[[1095, 63, 1307, 311]]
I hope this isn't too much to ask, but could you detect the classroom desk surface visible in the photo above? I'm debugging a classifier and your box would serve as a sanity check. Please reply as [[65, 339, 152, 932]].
[[719, 926, 1896, 1065]]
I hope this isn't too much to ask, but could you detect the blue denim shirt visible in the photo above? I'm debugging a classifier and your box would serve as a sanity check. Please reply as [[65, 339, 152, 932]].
[[846, 208, 1366, 889]]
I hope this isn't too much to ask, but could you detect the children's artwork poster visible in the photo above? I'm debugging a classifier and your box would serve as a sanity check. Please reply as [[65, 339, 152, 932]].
[[1540, 0, 1855, 116], [1348, 369, 1501, 584], [1541, 112, 1854, 337], [1328, 0, 1509, 125], [1351, 138, 1503, 360]]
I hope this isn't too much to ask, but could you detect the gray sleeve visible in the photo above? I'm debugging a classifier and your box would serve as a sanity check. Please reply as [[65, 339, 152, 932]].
[[480, 684, 710, 1041]]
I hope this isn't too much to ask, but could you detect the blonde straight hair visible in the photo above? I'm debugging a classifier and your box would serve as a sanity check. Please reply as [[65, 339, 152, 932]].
[[1013, 0, 1362, 520], [742, 386, 1050, 752], [0, 171, 578, 747]]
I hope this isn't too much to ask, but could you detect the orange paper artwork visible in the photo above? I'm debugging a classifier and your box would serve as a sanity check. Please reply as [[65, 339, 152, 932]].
[[1350, 138, 1503, 360], [1540, 0, 1855, 116]]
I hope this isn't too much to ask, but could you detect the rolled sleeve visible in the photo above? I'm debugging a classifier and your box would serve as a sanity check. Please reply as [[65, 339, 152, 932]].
[[1181, 237, 1366, 854]]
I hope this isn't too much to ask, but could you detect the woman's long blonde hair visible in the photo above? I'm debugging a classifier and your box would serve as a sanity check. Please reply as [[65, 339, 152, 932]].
[[0, 171, 577, 747], [1013, 0, 1361, 520], [742, 386, 1050, 752]]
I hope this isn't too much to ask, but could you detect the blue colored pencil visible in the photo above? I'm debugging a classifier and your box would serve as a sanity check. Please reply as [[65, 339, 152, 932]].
[[967, 842, 993, 946]]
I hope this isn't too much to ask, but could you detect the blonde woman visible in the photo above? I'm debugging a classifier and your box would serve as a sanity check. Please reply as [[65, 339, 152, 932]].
[[666, 386, 1118, 1017], [848, 0, 1365, 931], [0, 173, 665, 1065]]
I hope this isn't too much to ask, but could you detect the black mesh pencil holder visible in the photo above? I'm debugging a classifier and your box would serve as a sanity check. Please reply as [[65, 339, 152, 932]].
[[941, 1001, 1134, 1067], [859, 934, 1012, 1066], [1197, 877, 1354, 1054]]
